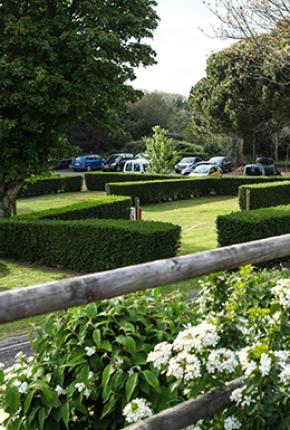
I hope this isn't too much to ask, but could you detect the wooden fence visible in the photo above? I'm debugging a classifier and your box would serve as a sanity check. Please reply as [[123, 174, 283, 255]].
[[1, 233, 290, 428]]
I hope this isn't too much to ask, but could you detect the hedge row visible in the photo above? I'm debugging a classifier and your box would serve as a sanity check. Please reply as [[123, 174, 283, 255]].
[[21, 196, 132, 221], [19, 175, 83, 198], [0, 219, 181, 272], [217, 204, 290, 247], [106, 176, 289, 204], [239, 181, 290, 210], [85, 172, 183, 191]]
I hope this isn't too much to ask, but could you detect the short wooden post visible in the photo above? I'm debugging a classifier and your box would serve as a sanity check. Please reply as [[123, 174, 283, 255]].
[[245, 189, 251, 210]]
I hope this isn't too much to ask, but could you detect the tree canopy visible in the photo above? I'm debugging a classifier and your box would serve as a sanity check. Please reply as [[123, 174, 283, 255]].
[[0, 0, 158, 216]]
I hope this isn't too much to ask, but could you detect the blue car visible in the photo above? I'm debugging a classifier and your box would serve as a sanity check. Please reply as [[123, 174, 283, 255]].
[[72, 154, 105, 172]]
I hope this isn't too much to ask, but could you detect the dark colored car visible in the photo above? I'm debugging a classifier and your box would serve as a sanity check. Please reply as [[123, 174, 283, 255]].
[[72, 154, 105, 172], [56, 157, 75, 169], [103, 153, 134, 172], [243, 163, 280, 176], [208, 156, 233, 173], [175, 156, 203, 174]]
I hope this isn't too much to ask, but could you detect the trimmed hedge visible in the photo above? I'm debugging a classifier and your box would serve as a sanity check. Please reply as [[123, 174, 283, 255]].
[[21, 196, 132, 221], [19, 175, 83, 198], [217, 204, 290, 247], [0, 219, 181, 272], [85, 172, 183, 191], [239, 181, 290, 210], [106, 176, 290, 204]]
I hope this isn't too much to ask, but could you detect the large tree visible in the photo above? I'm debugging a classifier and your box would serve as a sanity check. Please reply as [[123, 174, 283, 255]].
[[0, 0, 158, 217]]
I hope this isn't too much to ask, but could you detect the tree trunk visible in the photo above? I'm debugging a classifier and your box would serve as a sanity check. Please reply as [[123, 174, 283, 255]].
[[252, 132, 256, 162], [273, 133, 279, 161], [0, 183, 23, 218]]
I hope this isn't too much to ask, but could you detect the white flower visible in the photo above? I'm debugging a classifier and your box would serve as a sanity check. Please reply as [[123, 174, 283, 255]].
[[206, 349, 238, 374], [185, 421, 203, 430], [75, 382, 86, 393], [166, 356, 184, 379], [19, 381, 28, 394], [147, 342, 172, 369], [224, 415, 241, 430], [279, 364, 290, 385], [274, 351, 289, 367], [230, 388, 243, 405], [238, 348, 257, 376], [55, 385, 66, 396], [123, 398, 153, 424], [0, 409, 8, 425], [84, 388, 91, 398], [127, 369, 134, 376], [259, 353, 272, 377], [88, 371, 94, 380], [272, 279, 290, 308], [173, 322, 220, 353], [184, 354, 202, 381], [85, 346, 96, 357]]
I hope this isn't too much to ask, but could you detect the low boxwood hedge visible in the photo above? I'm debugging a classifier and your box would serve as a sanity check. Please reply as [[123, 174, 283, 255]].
[[23, 196, 132, 221], [106, 176, 290, 204], [85, 172, 183, 191], [0, 219, 181, 272], [19, 175, 83, 198], [239, 181, 290, 210], [217, 204, 290, 247]]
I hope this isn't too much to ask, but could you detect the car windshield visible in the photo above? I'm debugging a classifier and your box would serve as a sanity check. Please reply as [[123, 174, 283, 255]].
[[106, 155, 120, 163], [209, 157, 223, 163], [193, 165, 211, 173], [180, 157, 196, 163], [75, 156, 86, 162]]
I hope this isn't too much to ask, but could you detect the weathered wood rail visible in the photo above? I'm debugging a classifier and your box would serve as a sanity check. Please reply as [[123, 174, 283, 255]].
[[0, 234, 290, 324], [1, 234, 290, 429]]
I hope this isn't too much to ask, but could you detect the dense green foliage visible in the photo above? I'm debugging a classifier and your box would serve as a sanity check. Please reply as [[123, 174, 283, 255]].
[[107, 176, 289, 204], [0, 0, 158, 216], [2, 267, 290, 429], [19, 175, 83, 198], [145, 126, 179, 174], [0, 218, 180, 272], [239, 181, 290, 210], [0, 290, 195, 429], [217, 204, 290, 246], [21, 196, 132, 221], [84, 172, 182, 191]]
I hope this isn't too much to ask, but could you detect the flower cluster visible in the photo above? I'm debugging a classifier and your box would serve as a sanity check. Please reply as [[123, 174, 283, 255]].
[[123, 398, 153, 424], [272, 278, 290, 308]]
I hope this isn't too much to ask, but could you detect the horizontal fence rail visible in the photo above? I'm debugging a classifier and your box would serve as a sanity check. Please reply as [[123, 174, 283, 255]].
[[123, 378, 242, 430], [0, 234, 290, 324]]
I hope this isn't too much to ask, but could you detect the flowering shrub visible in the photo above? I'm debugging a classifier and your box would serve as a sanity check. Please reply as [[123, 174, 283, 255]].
[[123, 266, 290, 429], [0, 290, 196, 430]]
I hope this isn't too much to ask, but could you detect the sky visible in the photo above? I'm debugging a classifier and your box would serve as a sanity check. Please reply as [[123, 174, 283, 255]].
[[133, 0, 232, 96]]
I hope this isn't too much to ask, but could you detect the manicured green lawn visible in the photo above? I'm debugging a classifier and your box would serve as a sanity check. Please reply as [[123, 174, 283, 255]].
[[0, 192, 238, 338]]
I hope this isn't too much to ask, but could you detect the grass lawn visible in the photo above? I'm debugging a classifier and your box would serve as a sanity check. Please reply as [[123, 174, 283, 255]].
[[0, 192, 238, 338]]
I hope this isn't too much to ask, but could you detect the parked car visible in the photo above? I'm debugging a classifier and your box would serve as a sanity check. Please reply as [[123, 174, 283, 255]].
[[123, 158, 149, 174], [243, 162, 280, 176], [72, 154, 105, 172], [103, 153, 134, 172], [174, 156, 203, 174], [208, 156, 233, 173], [56, 156, 75, 169], [189, 162, 222, 177]]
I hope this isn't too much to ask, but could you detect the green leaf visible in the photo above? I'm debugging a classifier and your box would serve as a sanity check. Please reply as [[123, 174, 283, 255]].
[[60, 402, 70, 428], [119, 336, 136, 355], [93, 329, 101, 346], [125, 373, 138, 402], [4, 386, 20, 414], [100, 340, 112, 352], [100, 395, 116, 419], [24, 389, 35, 414], [102, 364, 115, 389], [143, 370, 161, 393], [41, 387, 59, 408]]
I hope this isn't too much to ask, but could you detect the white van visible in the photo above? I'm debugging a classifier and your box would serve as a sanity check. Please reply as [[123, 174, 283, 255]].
[[123, 158, 149, 174]]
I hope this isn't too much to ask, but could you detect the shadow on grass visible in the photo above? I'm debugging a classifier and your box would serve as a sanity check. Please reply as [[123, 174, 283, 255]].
[[0, 262, 10, 278], [143, 196, 235, 213]]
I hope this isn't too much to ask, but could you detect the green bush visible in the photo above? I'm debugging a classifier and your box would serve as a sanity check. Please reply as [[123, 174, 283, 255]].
[[239, 181, 290, 210], [0, 290, 195, 429], [217, 204, 290, 246], [19, 175, 83, 198], [107, 176, 290, 204], [23, 196, 132, 221], [84, 172, 183, 191], [0, 219, 181, 272]]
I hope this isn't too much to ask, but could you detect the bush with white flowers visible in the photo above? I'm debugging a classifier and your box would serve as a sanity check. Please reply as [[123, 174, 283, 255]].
[[123, 266, 290, 429], [0, 290, 195, 430]]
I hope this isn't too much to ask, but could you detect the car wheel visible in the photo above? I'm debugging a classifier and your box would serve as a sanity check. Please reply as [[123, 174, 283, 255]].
[[87, 166, 92, 172]]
